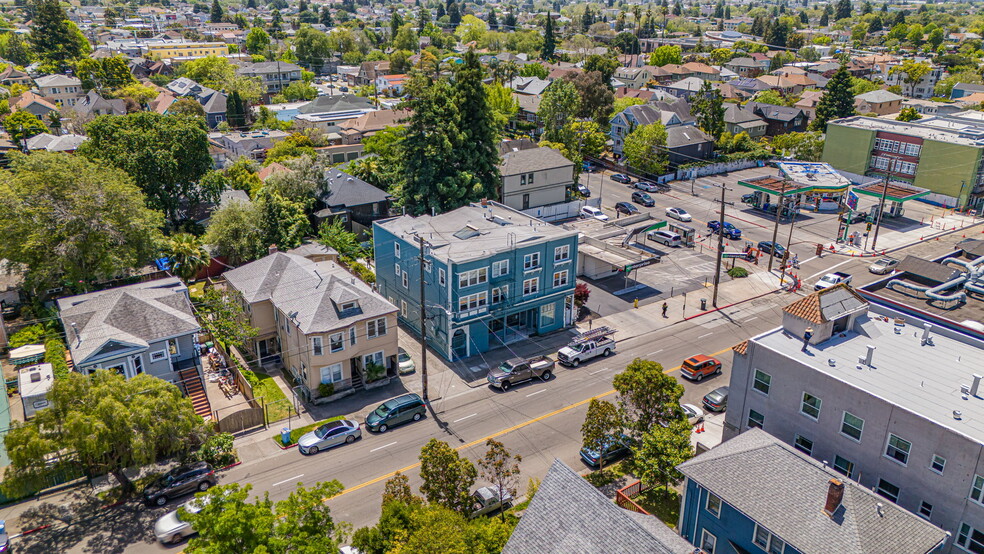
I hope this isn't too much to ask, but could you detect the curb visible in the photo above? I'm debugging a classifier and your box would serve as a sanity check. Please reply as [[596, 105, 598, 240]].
[[10, 524, 50, 540], [682, 287, 782, 322], [219, 461, 243, 470], [274, 442, 299, 450], [823, 220, 984, 258]]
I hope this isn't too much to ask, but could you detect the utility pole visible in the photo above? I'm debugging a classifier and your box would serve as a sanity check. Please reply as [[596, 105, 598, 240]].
[[711, 182, 730, 307], [779, 198, 800, 286], [415, 235, 429, 402], [767, 178, 789, 272], [870, 156, 895, 252]]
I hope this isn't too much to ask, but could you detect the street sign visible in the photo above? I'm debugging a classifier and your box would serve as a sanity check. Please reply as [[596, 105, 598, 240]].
[[623, 258, 660, 272], [846, 191, 860, 211], [721, 252, 748, 259]]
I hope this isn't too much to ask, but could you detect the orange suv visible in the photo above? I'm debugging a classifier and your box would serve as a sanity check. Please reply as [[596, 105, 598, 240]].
[[680, 355, 722, 382]]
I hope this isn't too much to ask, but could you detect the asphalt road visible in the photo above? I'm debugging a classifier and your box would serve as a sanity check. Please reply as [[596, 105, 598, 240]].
[[14, 229, 968, 554]]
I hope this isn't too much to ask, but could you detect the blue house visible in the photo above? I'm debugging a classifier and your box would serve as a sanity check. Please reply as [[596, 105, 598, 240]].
[[373, 201, 578, 361], [677, 429, 947, 554]]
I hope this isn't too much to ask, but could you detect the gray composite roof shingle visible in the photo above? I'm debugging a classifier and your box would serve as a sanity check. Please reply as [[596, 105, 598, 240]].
[[503, 460, 694, 554], [298, 94, 375, 114], [855, 89, 905, 104], [223, 252, 396, 334], [678, 429, 948, 554], [319, 169, 391, 209], [666, 125, 713, 148], [57, 277, 200, 365], [499, 146, 573, 176]]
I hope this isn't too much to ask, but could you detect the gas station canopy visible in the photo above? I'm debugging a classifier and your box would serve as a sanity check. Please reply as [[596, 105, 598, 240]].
[[853, 180, 931, 203], [737, 175, 813, 196], [737, 162, 853, 196]]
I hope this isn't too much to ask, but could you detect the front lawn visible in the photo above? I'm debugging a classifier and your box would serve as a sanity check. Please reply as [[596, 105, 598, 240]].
[[634, 486, 681, 528], [583, 460, 629, 488], [270, 415, 346, 448], [252, 371, 292, 423]]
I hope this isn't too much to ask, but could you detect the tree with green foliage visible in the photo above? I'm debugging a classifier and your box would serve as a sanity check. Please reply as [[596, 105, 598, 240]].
[[79, 112, 213, 225], [611, 31, 640, 54], [690, 80, 725, 140], [210, 0, 223, 23], [281, 81, 318, 101], [648, 44, 682, 66], [835, 0, 852, 20], [198, 288, 258, 349], [890, 60, 932, 97], [561, 70, 614, 125], [612, 358, 685, 440], [255, 189, 310, 251], [4, 371, 207, 497], [264, 133, 317, 165], [294, 25, 332, 70], [179, 55, 236, 90], [319, 216, 364, 259], [182, 481, 346, 553], [418, 438, 477, 515], [611, 96, 646, 118], [3, 110, 47, 147], [770, 131, 825, 161], [352, 500, 512, 554], [453, 51, 501, 201], [29, 0, 91, 71], [849, 76, 880, 96], [485, 83, 519, 135], [519, 62, 549, 79], [166, 233, 210, 282], [539, 79, 581, 144], [935, 71, 981, 98], [896, 106, 922, 122], [74, 55, 136, 92], [170, 97, 207, 117], [622, 123, 669, 177], [542, 12, 556, 60], [0, 152, 162, 292], [382, 472, 419, 506], [226, 90, 247, 129], [632, 419, 693, 496], [583, 55, 619, 89], [203, 198, 265, 265], [245, 27, 271, 55], [811, 64, 856, 131], [581, 399, 623, 472], [752, 89, 786, 107], [478, 439, 522, 521]]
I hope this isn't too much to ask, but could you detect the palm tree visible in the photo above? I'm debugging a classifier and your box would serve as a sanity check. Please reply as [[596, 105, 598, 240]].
[[166, 233, 210, 282]]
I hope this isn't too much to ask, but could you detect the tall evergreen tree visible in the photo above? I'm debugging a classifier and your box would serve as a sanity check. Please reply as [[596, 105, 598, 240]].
[[811, 64, 855, 132], [436, 3, 446, 19], [750, 16, 764, 36], [210, 0, 223, 23], [690, 81, 725, 140], [390, 7, 402, 41], [487, 6, 497, 30], [226, 90, 247, 129], [820, 6, 830, 25], [502, 8, 516, 30], [542, 12, 556, 60], [835, 0, 852, 20], [453, 51, 501, 201], [320, 6, 332, 26], [247, 0, 256, 8], [29, 0, 91, 70], [447, 1, 461, 26]]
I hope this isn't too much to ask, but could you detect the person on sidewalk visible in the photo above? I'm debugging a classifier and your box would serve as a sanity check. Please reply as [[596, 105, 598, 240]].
[[661, 302, 668, 318], [791, 253, 799, 269], [802, 327, 813, 352]]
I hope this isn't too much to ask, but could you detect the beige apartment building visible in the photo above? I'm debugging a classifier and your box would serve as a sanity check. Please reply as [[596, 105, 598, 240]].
[[223, 248, 398, 398]]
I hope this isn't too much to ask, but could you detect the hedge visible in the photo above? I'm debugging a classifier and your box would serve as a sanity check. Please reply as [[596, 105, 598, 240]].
[[44, 338, 70, 379]]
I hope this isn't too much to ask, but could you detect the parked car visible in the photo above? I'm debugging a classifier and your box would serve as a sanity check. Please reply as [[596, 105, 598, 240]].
[[635, 181, 660, 192], [580, 205, 610, 221], [143, 462, 215, 507], [611, 173, 632, 184], [665, 207, 692, 222], [298, 419, 362, 455], [397, 347, 415, 374], [154, 498, 204, 544], [470, 486, 513, 518], [707, 220, 742, 239], [681, 403, 705, 425], [576, 183, 591, 197], [740, 193, 757, 205], [582, 161, 596, 172], [703, 386, 729, 412], [580, 434, 633, 467], [339, 86, 349, 92], [840, 211, 868, 224], [647, 230, 682, 247], [615, 201, 639, 215], [365, 393, 426, 433], [680, 354, 722, 382], [631, 191, 655, 207], [869, 257, 900, 275], [487, 356, 554, 390], [757, 241, 786, 259]]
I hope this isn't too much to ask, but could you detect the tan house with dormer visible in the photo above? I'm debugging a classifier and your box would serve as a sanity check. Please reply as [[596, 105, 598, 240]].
[[223, 250, 398, 399]]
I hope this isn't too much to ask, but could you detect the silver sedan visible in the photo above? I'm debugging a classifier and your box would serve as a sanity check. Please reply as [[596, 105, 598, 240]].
[[297, 419, 362, 455], [154, 499, 202, 544]]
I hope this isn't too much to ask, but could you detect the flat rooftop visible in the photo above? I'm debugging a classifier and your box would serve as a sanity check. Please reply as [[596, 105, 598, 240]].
[[831, 114, 984, 146], [756, 305, 984, 441], [778, 161, 852, 191]]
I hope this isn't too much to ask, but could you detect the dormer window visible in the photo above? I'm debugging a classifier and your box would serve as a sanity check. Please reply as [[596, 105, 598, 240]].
[[341, 301, 359, 312]]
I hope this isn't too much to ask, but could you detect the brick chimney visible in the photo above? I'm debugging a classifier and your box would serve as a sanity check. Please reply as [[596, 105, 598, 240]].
[[823, 478, 844, 516], [269, 244, 278, 255]]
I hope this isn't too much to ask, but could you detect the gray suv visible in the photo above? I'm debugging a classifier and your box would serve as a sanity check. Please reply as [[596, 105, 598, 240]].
[[143, 462, 215, 506], [365, 393, 426, 433]]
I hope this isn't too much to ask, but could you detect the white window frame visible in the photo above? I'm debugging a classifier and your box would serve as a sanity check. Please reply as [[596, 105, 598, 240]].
[[753, 524, 785, 554], [320, 362, 343, 384], [523, 252, 540, 270], [350, 326, 357, 346], [753, 369, 771, 395], [458, 291, 488, 312], [402, 271, 409, 289], [930, 454, 946, 475], [311, 336, 323, 356], [800, 392, 822, 420], [705, 492, 722, 517], [885, 433, 911, 466], [149, 350, 167, 363], [395, 262, 401, 276], [552, 270, 569, 288], [841, 412, 864, 442], [876, 478, 900, 503], [794, 434, 813, 456], [367, 317, 387, 339], [700, 529, 717, 554], [492, 259, 509, 277], [363, 350, 383, 368], [554, 244, 570, 262], [400, 300, 407, 317], [329, 333, 344, 353], [439, 268, 446, 286], [957, 523, 984, 554], [523, 277, 539, 296], [458, 268, 488, 288], [918, 501, 933, 520], [395, 242, 401, 258], [492, 285, 508, 305], [970, 475, 984, 505], [167, 338, 180, 357]]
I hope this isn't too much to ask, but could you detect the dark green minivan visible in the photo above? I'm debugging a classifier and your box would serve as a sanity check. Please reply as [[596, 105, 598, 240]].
[[365, 393, 426, 432]]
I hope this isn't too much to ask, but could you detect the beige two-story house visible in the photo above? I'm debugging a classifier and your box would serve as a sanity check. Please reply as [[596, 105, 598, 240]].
[[498, 145, 574, 210], [223, 250, 398, 399], [34, 74, 84, 107]]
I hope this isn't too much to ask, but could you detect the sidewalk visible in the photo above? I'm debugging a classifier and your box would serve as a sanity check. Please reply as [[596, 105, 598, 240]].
[[826, 210, 982, 257]]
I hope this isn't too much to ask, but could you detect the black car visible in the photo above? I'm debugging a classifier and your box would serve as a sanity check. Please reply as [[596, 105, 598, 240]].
[[576, 183, 591, 197], [839, 211, 868, 224], [143, 462, 215, 506], [631, 191, 655, 207], [611, 173, 632, 184], [580, 434, 633, 467], [615, 201, 640, 215]]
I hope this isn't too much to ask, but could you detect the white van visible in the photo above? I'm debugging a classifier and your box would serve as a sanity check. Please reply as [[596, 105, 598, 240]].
[[647, 230, 682, 247], [580, 206, 610, 221]]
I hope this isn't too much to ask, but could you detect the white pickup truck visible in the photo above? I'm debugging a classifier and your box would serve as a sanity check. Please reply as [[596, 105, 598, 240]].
[[815, 271, 853, 291], [557, 327, 617, 367]]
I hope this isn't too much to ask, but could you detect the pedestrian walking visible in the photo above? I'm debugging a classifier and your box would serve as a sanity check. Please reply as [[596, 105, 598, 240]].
[[661, 302, 668, 318], [792, 253, 800, 269], [802, 327, 813, 352]]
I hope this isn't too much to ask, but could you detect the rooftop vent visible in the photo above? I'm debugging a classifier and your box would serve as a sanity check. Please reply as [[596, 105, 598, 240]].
[[921, 323, 934, 346], [972, 374, 983, 398]]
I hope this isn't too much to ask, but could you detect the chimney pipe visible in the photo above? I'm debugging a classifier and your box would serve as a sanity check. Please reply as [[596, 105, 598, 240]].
[[823, 478, 844, 516], [973, 374, 983, 398], [922, 323, 933, 345], [269, 244, 278, 255], [864, 345, 876, 366]]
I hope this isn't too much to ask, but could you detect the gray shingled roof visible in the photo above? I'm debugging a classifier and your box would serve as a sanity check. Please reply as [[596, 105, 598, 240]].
[[319, 169, 391, 209], [855, 89, 905, 104], [677, 429, 948, 554], [298, 94, 375, 115], [499, 146, 573, 176], [503, 460, 694, 554], [57, 277, 200, 365], [223, 252, 396, 334], [666, 125, 713, 148]]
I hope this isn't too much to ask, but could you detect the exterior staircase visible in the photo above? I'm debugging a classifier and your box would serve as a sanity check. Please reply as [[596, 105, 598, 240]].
[[350, 370, 363, 391], [179, 368, 212, 420]]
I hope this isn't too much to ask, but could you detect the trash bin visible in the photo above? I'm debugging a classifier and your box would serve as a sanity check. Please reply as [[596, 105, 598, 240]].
[[700, 298, 707, 310], [281, 428, 291, 445]]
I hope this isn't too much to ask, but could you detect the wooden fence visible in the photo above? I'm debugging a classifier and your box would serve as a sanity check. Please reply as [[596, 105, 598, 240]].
[[213, 397, 266, 434], [615, 480, 651, 515]]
